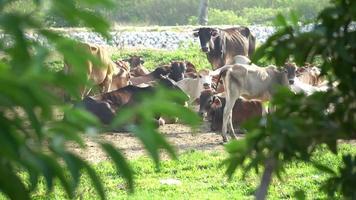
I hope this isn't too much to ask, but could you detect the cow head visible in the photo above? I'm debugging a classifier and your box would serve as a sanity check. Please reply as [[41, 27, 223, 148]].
[[158, 75, 190, 103], [168, 61, 186, 82], [124, 55, 144, 68], [198, 89, 215, 118], [193, 27, 219, 53], [284, 62, 297, 85]]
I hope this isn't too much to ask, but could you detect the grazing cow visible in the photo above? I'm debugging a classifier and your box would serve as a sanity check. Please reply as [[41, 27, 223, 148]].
[[216, 62, 291, 142], [176, 71, 212, 103], [124, 55, 149, 77], [110, 60, 131, 91], [193, 27, 256, 69], [81, 76, 189, 127], [64, 43, 118, 99]]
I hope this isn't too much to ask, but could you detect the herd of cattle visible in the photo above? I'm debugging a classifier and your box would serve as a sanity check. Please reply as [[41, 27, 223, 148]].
[[65, 27, 330, 142]]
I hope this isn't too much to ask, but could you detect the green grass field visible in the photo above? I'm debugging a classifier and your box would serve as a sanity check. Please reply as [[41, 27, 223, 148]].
[[1, 143, 350, 200]]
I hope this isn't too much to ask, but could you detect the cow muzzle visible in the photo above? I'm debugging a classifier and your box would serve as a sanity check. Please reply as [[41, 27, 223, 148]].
[[289, 79, 294, 85], [201, 47, 209, 53]]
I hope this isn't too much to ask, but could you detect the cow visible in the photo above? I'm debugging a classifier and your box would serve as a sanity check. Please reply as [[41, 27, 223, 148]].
[[176, 70, 212, 103], [210, 96, 263, 132], [296, 66, 325, 86], [130, 66, 171, 86], [111, 60, 131, 91], [124, 55, 149, 77], [168, 61, 186, 82], [80, 75, 189, 128], [63, 43, 118, 99], [215, 61, 292, 142], [193, 27, 256, 69]]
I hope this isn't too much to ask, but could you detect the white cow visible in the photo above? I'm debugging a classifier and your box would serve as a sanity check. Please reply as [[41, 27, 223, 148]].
[[176, 73, 212, 103], [290, 77, 328, 95], [218, 62, 291, 142]]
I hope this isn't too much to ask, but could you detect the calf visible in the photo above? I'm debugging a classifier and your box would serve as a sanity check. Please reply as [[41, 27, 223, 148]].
[[215, 60, 291, 142], [209, 96, 263, 132], [176, 71, 212, 103], [198, 90, 263, 132]]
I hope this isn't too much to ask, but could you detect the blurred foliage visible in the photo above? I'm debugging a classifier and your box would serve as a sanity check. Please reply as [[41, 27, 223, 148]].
[[3, 0, 330, 26], [225, 0, 356, 199], [0, 0, 199, 200]]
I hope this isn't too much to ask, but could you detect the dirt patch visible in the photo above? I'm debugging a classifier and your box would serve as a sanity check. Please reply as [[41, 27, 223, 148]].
[[68, 121, 243, 163]]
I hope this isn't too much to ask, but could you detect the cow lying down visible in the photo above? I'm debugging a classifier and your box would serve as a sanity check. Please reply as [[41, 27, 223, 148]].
[[199, 89, 264, 133], [76, 76, 189, 131]]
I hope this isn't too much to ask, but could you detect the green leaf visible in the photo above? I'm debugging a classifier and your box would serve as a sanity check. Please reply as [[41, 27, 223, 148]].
[[0, 162, 30, 200]]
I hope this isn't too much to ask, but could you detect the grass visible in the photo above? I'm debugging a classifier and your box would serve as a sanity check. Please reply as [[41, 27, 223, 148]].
[[1, 143, 351, 200], [46, 43, 211, 72]]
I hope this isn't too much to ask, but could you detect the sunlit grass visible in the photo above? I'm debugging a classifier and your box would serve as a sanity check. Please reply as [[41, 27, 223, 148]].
[[1, 143, 350, 200]]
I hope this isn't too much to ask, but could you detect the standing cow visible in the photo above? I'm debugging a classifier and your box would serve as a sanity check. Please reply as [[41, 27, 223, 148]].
[[193, 27, 256, 69], [216, 61, 294, 142]]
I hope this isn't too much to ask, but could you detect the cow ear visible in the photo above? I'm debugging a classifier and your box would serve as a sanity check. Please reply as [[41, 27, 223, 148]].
[[193, 32, 199, 37]]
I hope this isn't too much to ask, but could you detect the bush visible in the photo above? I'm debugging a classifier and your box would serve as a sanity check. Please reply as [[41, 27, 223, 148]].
[[242, 7, 284, 25], [188, 8, 248, 26]]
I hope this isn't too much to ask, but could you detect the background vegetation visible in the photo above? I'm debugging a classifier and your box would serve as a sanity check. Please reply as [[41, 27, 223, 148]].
[[4, 0, 330, 26]]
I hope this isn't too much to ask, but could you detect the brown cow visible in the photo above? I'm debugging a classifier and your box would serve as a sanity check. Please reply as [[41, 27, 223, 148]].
[[64, 43, 117, 99], [198, 90, 263, 132], [111, 60, 131, 91], [209, 96, 263, 132], [193, 27, 256, 69], [80, 76, 189, 128], [124, 55, 150, 77]]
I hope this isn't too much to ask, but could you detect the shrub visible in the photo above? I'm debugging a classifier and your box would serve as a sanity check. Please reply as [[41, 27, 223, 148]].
[[242, 7, 284, 25], [188, 8, 248, 26]]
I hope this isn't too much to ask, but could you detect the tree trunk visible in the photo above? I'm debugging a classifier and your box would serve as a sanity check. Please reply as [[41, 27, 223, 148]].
[[255, 157, 276, 200], [198, 0, 209, 25]]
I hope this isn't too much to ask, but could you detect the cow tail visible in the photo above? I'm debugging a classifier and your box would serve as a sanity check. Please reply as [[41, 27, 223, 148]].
[[214, 68, 228, 91]]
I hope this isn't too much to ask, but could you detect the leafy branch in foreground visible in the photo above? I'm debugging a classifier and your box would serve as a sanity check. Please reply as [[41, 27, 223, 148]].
[[224, 0, 356, 199], [0, 0, 200, 199]]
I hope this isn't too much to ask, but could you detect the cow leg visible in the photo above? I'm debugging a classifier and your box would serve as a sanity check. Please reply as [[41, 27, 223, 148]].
[[222, 99, 235, 142], [228, 113, 238, 139], [101, 76, 112, 93]]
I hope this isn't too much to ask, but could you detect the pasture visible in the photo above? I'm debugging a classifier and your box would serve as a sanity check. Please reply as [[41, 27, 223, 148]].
[[3, 126, 354, 200], [8, 44, 355, 199]]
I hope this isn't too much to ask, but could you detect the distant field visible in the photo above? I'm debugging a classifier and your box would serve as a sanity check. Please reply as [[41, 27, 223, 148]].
[[2, 143, 353, 200]]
